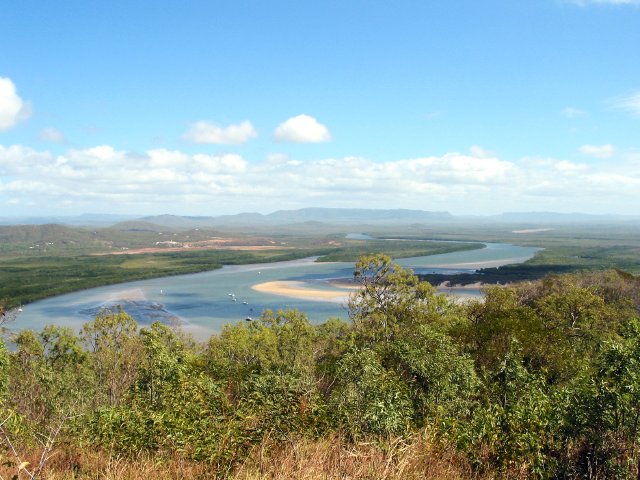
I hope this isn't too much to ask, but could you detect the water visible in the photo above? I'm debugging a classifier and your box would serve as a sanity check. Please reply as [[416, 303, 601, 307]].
[[12, 242, 538, 340], [345, 233, 375, 240]]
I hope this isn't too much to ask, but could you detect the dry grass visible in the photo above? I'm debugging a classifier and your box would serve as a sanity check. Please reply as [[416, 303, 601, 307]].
[[0, 447, 217, 479], [233, 433, 479, 480], [0, 432, 493, 480]]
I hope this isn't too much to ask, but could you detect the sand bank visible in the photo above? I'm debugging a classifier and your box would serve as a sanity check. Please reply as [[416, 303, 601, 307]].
[[253, 279, 486, 304], [429, 257, 530, 269], [252, 281, 351, 303], [103, 287, 148, 303], [512, 228, 554, 234]]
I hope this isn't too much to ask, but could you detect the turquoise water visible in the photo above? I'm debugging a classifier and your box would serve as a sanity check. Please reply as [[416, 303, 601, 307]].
[[12, 243, 538, 340]]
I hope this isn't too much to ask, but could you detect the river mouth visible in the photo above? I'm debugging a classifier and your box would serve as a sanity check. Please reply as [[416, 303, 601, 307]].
[[13, 243, 540, 340]]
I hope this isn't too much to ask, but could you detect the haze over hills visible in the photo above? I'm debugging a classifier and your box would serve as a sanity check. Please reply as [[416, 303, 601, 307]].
[[141, 208, 455, 229], [1, 208, 639, 229], [482, 212, 640, 224], [0, 213, 140, 227]]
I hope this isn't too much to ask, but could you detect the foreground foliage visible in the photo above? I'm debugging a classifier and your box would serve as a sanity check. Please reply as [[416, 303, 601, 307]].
[[1, 255, 640, 478]]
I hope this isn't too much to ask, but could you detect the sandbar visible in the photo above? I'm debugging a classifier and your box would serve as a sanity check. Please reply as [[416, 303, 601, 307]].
[[253, 279, 485, 304], [511, 228, 554, 234], [428, 257, 530, 269], [252, 281, 351, 303], [103, 287, 148, 303]]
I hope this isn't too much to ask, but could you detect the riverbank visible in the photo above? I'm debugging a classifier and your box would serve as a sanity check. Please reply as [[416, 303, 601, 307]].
[[252, 281, 353, 303], [14, 242, 539, 339], [252, 279, 485, 303], [0, 239, 486, 310]]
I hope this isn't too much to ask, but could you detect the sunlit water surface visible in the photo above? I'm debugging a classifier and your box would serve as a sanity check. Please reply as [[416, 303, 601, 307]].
[[14, 242, 538, 340]]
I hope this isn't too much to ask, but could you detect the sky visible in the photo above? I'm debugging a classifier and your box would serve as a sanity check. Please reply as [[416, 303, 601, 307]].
[[1, 0, 639, 217]]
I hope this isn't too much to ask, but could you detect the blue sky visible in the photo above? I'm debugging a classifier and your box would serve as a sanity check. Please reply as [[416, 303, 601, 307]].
[[1, 0, 639, 216]]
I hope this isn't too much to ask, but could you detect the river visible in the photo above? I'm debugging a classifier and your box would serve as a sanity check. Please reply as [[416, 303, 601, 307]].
[[13, 242, 538, 340]]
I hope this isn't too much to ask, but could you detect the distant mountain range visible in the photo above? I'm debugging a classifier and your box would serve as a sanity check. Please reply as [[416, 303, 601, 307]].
[[0, 213, 140, 226], [141, 208, 454, 229], [1, 208, 637, 228]]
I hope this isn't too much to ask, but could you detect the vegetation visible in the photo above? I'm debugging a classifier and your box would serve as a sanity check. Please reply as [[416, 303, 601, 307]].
[[314, 239, 481, 262], [0, 249, 305, 309], [1, 255, 640, 478], [421, 243, 640, 287], [4, 219, 640, 311], [0, 238, 480, 309]]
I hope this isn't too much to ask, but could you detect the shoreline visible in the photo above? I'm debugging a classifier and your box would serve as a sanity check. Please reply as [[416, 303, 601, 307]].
[[252, 281, 351, 304], [252, 279, 487, 303]]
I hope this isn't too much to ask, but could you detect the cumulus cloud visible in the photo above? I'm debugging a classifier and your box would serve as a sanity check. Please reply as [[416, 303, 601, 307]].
[[469, 146, 496, 158], [1, 143, 639, 215], [39, 127, 67, 144], [612, 91, 640, 117], [193, 153, 247, 173], [554, 160, 589, 173], [0, 77, 31, 131], [272, 114, 331, 143], [579, 144, 616, 158], [183, 120, 257, 144]]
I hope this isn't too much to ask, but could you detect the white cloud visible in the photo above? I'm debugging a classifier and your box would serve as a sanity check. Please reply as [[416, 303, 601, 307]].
[[272, 114, 332, 143], [469, 146, 495, 158], [39, 127, 66, 144], [265, 153, 290, 165], [1, 143, 639, 215], [147, 149, 189, 168], [183, 120, 257, 144], [579, 144, 616, 158], [193, 153, 247, 173], [561, 107, 587, 118], [612, 91, 640, 117], [0, 77, 31, 131], [554, 160, 589, 173]]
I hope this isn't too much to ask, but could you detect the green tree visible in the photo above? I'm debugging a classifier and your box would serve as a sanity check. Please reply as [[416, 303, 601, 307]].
[[329, 347, 412, 438], [8, 330, 50, 423], [388, 324, 478, 428], [82, 307, 142, 406], [564, 319, 640, 478], [349, 254, 457, 344], [39, 325, 94, 415], [468, 340, 561, 478], [0, 337, 8, 402], [88, 322, 229, 460], [206, 309, 317, 381]]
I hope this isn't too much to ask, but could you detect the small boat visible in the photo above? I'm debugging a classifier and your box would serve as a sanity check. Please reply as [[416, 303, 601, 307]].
[[245, 316, 253, 321], [242, 301, 248, 305], [228, 293, 234, 296]]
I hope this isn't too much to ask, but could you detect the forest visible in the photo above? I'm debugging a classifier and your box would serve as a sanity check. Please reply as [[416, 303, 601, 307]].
[[1, 254, 640, 479]]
